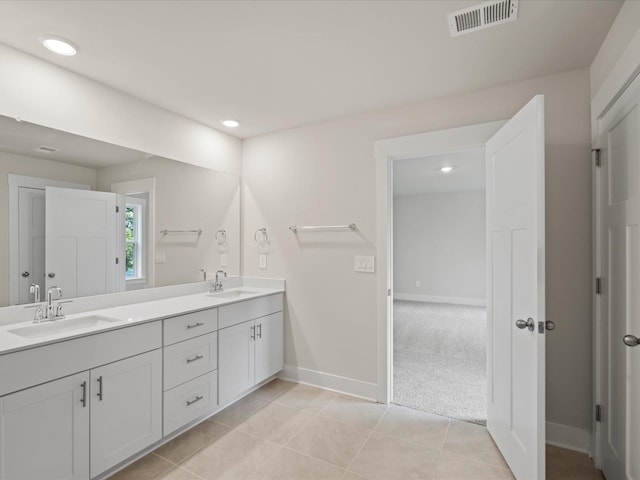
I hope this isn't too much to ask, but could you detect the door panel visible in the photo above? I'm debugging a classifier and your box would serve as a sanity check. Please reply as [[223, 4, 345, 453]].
[[18, 187, 45, 304], [218, 321, 254, 405], [90, 350, 162, 478], [598, 75, 640, 480], [0, 372, 90, 480], [45, 186, 118, 298], [486, 95, 545, 480], [255, 311, 284, 384]]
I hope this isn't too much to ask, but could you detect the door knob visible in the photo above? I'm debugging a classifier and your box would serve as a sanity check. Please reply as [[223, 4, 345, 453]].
[[545, 320, 556, 331], [623, 335, 639, 347], [515, 318, 535, 332]]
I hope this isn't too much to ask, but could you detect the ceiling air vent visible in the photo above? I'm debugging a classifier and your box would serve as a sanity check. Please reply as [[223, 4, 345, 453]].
[[448, 0, 519, 37], [34, 145, 61, 154]]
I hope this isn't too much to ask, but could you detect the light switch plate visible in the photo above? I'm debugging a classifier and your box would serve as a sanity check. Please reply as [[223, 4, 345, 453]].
[[259, 254, 267, 269], [354, 255, 375, 273], [155, 251, 166, 264], [220, 254, 227, 267]]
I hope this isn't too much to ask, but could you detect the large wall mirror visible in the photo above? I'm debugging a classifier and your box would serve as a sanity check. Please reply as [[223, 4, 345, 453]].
[[0, 114, 240, 307]]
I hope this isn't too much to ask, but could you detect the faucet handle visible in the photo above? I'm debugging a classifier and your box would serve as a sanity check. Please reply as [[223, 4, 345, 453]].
[[54, 303, 65, 319], [33, 307, 44, 323]]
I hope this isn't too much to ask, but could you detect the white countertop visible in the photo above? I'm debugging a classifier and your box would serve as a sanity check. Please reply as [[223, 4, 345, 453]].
[[0, 286, 284, 356]]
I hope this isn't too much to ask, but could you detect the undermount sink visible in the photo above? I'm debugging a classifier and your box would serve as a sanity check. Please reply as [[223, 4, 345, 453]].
[[207, 289, 259, 299], [8, 315, 121, 339]]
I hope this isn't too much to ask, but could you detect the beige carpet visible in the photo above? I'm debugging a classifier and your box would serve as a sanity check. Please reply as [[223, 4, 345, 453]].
[[393, 300, 487, 425]]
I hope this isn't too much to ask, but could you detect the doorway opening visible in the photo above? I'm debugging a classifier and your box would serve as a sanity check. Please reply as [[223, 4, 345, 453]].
[[392, 147, 487, 425]]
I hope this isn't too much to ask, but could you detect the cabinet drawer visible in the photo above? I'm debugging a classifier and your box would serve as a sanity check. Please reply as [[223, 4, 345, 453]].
[[163, 332, 217, 390], [163, 370, 217, 436], [218, 294, 283, 329], [164, 308, 217, 346]]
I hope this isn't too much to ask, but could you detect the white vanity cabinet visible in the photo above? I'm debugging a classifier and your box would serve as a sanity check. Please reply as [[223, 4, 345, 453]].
[[0, 321, 162, 480], [218, 294, 283, 405], [162, 308, 218, 436], [0, 372, 90, 480], [90, 349, 162, 478]]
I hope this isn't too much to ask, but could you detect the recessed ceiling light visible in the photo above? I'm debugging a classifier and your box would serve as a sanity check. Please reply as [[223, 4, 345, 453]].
[[440, 166, 454, 173], [41, 36, 78, 56], [222, 120, 240, 128]]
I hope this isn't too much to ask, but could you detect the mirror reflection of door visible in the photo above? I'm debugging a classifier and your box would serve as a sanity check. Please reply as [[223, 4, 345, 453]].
[[45, 186, 120, 299]]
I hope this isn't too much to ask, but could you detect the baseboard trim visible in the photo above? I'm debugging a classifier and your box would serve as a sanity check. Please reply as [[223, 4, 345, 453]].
[[279, 365, 378, 401], [546, 421, 592, 455], [394, 293, 486, 307]]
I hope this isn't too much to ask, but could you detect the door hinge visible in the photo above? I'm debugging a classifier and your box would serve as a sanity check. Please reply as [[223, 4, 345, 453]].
[[596, 277, 602, 295], [115, 257, 119, 265], [592, 148, 601, 167], [387, 289, 391, 297], [116, 205, 119, 213], [596, 404, 602, 422]]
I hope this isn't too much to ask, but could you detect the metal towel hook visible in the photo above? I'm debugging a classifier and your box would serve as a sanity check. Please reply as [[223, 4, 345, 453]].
[[254, 227, 269, 245]]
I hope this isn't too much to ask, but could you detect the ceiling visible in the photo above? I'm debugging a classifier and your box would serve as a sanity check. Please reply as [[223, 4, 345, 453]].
[[0, 114, 148, 168], [393, 149, 485, 195], [0, 1, 623, 139]]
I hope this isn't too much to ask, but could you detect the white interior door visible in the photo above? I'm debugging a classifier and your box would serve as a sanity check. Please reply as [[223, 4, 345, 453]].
[[486, 95, 546, 480], [17, 187, 46, 304], [46, 186, 119, 298], [596, 70, 640, 480]]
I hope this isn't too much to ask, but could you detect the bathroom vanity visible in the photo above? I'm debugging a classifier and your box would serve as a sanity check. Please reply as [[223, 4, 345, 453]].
[[0, 282, 284, 480]]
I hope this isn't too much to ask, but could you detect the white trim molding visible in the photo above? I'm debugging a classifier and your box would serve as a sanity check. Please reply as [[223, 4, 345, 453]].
[[393, 293, 486, 307], [375, 120, 506, 404], [279, 365, 378, 402], [546, 421, 592, 455]]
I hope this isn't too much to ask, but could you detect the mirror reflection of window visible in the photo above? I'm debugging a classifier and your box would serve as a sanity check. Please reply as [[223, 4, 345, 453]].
[[124, 195, 148, 289]]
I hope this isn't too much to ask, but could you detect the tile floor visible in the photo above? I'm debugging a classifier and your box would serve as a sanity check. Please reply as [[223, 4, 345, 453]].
[[110, 379, 604, 480]]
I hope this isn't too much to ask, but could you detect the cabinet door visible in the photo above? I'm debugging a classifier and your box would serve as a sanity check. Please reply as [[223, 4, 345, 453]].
[[218, 320, 255, 405], [255, 311, 284, 384], [90, 349, 162, 478], [0, 372, 89, 480]]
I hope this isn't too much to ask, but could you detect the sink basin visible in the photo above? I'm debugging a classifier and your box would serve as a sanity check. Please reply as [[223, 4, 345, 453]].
[[207, 289, 259, 299], [8, 315, 121, 339]]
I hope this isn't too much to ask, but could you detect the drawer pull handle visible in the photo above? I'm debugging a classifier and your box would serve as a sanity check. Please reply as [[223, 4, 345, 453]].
[[187, 322, 204, 329], [186, 354, 204, 364], [186, 395, 204, 406]]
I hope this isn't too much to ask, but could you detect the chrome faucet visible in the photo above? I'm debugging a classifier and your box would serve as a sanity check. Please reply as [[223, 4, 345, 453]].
[[34, 286, 65, 323], [212, 270, 227, 292]]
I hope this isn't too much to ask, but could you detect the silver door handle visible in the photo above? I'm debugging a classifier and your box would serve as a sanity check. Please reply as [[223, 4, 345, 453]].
[[545, 320, 556, 331], [515, 318, 535, 332], [97, 376, 103, 401], [623, 335, 639, 347], [81, 381, 87, 408]]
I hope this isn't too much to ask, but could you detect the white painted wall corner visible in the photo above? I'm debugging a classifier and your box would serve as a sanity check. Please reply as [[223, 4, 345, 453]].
[[546, 421, 592, 455], [279, 365, 378, 402]]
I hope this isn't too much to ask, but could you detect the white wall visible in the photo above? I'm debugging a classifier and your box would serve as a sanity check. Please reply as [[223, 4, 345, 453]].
[[589, 0, 640, 98], [0, 151, 97, 306], [0, 44, 242, 176], [393, 191, 485, 304], [243, 68, 593, 434]]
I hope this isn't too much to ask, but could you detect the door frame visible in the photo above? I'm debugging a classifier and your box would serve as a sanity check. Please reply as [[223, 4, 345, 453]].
[[592, 29, 640, 467], [8, 174, 90, 305], [374, 120, 505, 403]]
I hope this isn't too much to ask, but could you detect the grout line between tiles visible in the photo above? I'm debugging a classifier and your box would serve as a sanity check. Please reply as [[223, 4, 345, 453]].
[[430, 419, 451, 480], [342, 401, 390, 476]]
